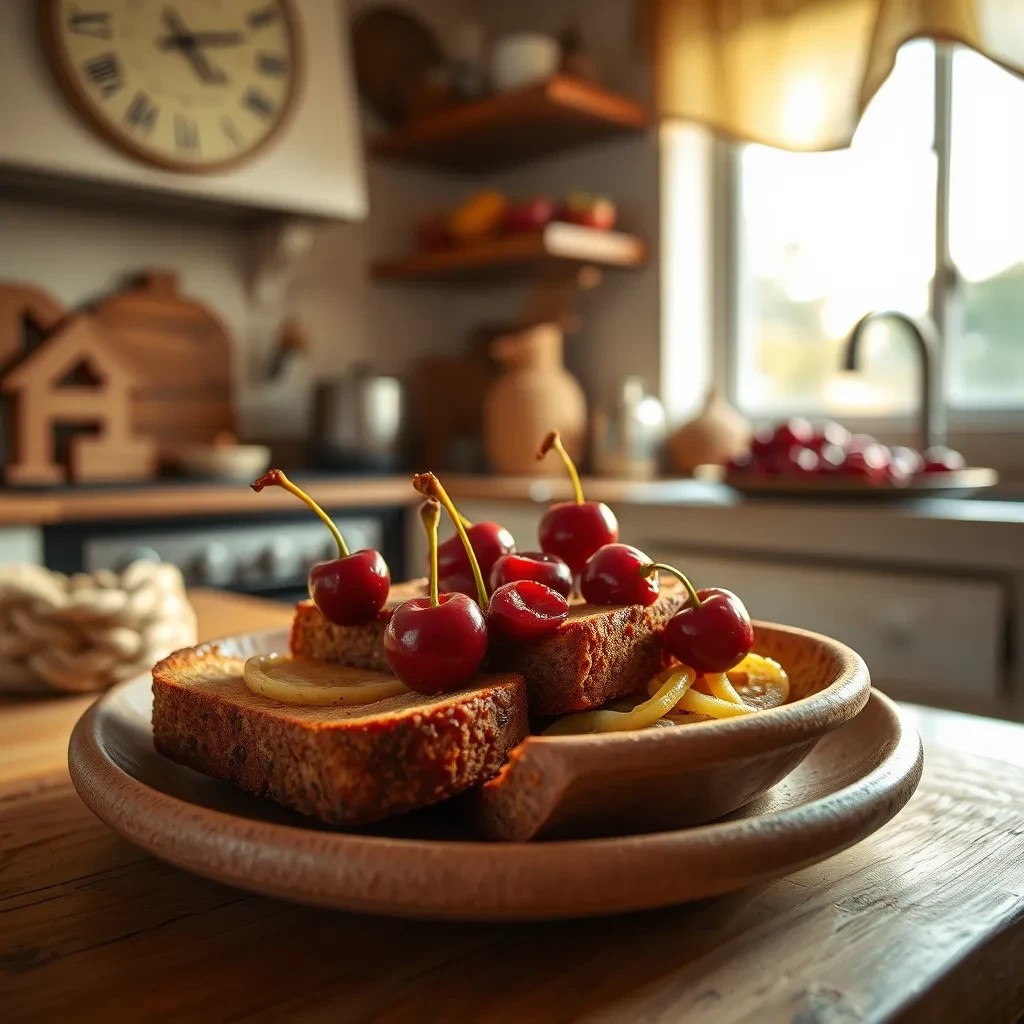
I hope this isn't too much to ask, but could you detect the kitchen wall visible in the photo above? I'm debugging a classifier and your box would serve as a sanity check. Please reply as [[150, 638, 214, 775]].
[[0, 0, 477, 440], [462, 0, 664, 415]]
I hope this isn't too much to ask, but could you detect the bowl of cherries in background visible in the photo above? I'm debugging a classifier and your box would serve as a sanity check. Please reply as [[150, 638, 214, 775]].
[[723, 419, 998, 498]]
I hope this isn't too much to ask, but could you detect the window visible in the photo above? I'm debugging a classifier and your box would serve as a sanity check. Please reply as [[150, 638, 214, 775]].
[[690, 42, 1024, 421]]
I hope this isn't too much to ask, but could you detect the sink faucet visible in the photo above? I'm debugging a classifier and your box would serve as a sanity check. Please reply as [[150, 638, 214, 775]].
[[840, 310, 945, 451]]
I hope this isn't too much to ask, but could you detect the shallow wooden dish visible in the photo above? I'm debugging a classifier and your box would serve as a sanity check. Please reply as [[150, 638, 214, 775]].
[[68, 626, 919, 920], [474, 621, 870, 839]]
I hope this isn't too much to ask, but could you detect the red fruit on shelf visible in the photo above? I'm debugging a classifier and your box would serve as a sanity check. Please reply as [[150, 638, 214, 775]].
[[817, 443, 847, 473], [502, 196, 556, 233], [643, 563, 754, 673], [580, 543, 660, 607], [846, 433, 880, 454], [490, 551, 573, 598], [559, 193, 617, 231], [808, 421, 852, 454], [251, 470, 390, 626], [781, 445, 819, 474], [385, 497, 487, 694], [836, 444, 891, 483], [750, 426, 776, 461], [437, 520, 515, 597], [771, 418, 814, 452], [487, 580, 569, 642], [537, 430, 619, 575], [726, 452, 754, 474], [921, 446, 967, 473]]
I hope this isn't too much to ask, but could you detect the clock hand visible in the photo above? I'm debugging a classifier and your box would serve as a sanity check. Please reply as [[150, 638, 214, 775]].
[[186, 31, 245, 47], [158, 7, 228, 85]]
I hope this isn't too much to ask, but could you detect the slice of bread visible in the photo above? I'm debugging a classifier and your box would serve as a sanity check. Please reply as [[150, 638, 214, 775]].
[[152, 641, 527, 826], [489, 581, 687, 714], [291, 579, 686, 716]]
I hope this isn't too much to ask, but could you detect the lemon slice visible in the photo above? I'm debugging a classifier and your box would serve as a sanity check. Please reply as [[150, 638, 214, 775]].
[[243, 653, 408, 707]]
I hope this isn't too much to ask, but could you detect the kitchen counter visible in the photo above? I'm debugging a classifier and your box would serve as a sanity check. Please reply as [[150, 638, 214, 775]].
[[2, 588, 1024, 1023], [2, 473, 1024, 526]]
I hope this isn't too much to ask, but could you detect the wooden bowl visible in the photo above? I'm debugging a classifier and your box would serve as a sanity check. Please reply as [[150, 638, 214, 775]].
[[472, 622, 871, 839]]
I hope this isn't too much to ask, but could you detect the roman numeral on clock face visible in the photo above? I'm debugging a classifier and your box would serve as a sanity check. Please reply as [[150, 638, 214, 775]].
[[124, 91, 158, 135], [242, 88, 274, 119], [221, 115, 245, 149], [68, 7, 111, 39], [248, 4, 279, 29], [175, 115, 199, 152], [83, 53, 121, 98], [257, 53, 288, 77]]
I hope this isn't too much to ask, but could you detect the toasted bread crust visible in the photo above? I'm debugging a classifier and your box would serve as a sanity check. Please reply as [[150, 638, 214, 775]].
[[152, 642, 527, 826]]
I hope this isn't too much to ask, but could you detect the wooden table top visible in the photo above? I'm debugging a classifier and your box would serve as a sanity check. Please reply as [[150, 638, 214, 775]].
[[3, 589, 1023, 1024]]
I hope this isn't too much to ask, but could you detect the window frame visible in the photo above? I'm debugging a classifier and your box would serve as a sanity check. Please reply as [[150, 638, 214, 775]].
[[698, 42, 1024, 439]]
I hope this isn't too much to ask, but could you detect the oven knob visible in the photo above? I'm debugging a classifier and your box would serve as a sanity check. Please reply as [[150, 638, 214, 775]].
[[191, 542, 233, 587], [260, 538, 297, 580]]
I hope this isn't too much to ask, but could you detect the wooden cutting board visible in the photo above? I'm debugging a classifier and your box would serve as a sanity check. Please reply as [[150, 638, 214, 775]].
[[94, 272, 235, 455]]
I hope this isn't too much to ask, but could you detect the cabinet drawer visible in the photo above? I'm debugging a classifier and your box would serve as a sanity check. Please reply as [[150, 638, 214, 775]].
[[646, 547, 1005, 703]]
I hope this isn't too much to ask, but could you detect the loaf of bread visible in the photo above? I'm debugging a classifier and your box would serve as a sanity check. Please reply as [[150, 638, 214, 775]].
[[152, 641, 527, 825]]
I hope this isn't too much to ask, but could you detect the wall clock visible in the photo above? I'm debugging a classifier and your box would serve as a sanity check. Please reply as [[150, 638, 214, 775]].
[[43, 0, 302, 173]]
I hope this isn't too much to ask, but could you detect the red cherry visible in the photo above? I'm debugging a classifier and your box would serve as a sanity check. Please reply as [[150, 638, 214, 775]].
[[837, 444, 890, 482], [308, 550, 391, 626], [580, 543, 660, 607], [437, 521, 515, 597], [252, 470, 390, 625], [662, 586, 754, 673], [384, 593, 487, 694], [539, 501, 619, 576], [536, 430, 619, 574], [490, 552, 573, 598], [750, 426, 776, 461], [771, 418, 814, 451], [890, 445, 924, 476], [643, 562, 754, 671], [487, 580, 569, 642], [922, 446, 966, 473], [775, 445, 819, 474], [726, 452, 753, 473], [817, 443, 846, 473], [846, 433, 879, 454]]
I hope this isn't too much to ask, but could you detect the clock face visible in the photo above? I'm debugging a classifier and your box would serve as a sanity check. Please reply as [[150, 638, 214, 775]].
[[45, 0, 301, 172]]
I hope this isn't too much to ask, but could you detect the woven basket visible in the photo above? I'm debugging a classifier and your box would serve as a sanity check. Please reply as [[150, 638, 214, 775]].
[[0, 561, 196, 695]]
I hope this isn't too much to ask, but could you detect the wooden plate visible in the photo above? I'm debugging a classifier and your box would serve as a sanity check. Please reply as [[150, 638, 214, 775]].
[[68, 638, 921, 920], [722, 466, 998, 499]]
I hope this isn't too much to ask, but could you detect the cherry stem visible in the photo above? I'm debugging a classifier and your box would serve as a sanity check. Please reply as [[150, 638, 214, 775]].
[[642, 562, 701, 608], [252, 469, 349, 558], [413, 472, 488, 608], [421, 500, 441, 608], [537, 430, 584, 505], [457, 511, 474, 529]]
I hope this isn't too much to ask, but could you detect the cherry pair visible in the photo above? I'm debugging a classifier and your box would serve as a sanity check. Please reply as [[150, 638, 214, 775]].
[[385, 473, 570, 694]]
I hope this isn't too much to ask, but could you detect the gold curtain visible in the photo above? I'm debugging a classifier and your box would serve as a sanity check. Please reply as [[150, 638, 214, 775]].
[[646, 0, 1024, 150]]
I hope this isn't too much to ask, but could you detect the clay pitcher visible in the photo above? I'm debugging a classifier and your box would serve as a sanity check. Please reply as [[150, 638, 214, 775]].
[[483, 322, 586, 475]]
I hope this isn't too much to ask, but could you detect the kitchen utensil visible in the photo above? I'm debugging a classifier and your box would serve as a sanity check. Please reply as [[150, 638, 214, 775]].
[[68, 625, 919, 919], [490, 33, 561, 93], [591, 377, 666, 479], [351, 7, 443, 124], [171, 440, 271, 482], [483, 322, 586, 475], [0, 561, 194, 695], [667, 386, 751, 473], [310, 367, 406, 473]]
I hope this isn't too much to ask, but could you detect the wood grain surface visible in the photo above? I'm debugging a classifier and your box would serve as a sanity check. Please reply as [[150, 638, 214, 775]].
[[2, 592, 1024, 1023]]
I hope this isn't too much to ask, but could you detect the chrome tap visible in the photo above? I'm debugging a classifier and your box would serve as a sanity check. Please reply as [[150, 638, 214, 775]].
[[840, 310, 945, 451]]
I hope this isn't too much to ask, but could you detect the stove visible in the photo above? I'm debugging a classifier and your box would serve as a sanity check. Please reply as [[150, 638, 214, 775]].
[[43, 505, 406, 602]]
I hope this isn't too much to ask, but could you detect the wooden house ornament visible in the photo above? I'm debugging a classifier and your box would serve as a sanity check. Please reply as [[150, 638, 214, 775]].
[[1, 313, 156, 485]]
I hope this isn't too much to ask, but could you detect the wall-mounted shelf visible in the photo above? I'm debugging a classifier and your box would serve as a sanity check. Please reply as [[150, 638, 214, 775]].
[[371, 223, 646, 284], [369, 76, 649, 173]]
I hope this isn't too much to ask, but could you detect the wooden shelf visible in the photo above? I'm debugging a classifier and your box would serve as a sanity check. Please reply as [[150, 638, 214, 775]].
[[371, 223, 647, 284], [370, 76, 649, 172]]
